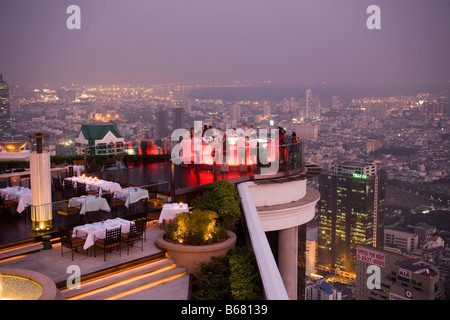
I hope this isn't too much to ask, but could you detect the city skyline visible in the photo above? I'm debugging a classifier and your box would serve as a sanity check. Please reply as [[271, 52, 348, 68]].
[[0, 0, 449, 87], [0, 1, 449, 303]]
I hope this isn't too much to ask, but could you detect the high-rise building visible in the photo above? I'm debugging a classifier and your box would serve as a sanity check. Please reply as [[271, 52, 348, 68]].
[[305, 89, 311, 119], [296, 123, 319, 141], [172, 105, 185, 131], [156, 108, 169, 139], [306, 226, 318, 276], [331, 95, 340, 109], [355, 244, 444, 300], [263, 103, 271, 118], [231, 104, 241, 127], [366, 137, 382, 152], [384, 228, 419, 253], [0, 74, 11, 141], [317, 161, 385, 281]]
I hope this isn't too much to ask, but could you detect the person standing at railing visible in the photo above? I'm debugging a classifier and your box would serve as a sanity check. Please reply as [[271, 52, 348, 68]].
[[289, 132, 300, 169], [278, 127, 287, 169], [221, 131, 229, 173], [249, 132, 258, 171], [237, 131, 247, 173]]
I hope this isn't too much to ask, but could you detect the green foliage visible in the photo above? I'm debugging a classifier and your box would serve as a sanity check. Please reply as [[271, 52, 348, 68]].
[[404, 210, 450, 232], [228, 246, 263, 300], [164, 209, 226, 246], [191, 246, 263, 300], [192, 180, 241, 231], [191, 256, 232, 300], [0, 161, 29, 173]]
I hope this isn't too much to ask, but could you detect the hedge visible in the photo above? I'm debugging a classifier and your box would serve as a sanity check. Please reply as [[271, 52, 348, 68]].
[[191, 246, 263, 300]]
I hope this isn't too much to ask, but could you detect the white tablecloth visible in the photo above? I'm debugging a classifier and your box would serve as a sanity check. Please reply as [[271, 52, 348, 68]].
[[68, 195, 111, 215], [0, 186, 32, 213], [158, 203, 189, 223], [65, 176, 122, 195], [72, 218, 134, 250], [115, 187, 149, 208]]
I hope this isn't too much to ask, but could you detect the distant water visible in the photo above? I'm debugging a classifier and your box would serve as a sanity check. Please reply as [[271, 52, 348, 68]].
[[188, 82, 450, 101]]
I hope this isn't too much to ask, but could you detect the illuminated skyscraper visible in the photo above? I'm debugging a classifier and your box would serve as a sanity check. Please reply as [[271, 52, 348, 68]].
[[0, 74, 11, 140], [156, 108, 169, 139], [317, 161, 385, 281], [172, 105, 185, 131], [305, 89, 311, 119]]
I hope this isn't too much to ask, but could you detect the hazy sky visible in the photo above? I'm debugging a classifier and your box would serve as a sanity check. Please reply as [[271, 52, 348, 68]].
[[0, 0, 449, 86]]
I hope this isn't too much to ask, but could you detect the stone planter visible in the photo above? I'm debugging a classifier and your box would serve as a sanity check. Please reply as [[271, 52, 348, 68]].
[[155, 231, 237, 276]]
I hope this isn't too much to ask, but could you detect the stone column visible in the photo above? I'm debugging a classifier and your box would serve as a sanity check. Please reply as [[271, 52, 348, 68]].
[[278, 226, 298, 300]]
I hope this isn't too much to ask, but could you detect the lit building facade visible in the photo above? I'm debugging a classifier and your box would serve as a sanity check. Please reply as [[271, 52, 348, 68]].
[[0, 74, 11, 141], [296, 123, 319, 141], [305, 278, 342, 300], [172, 105, 185, 131], [156, 108, 169, 139], [317, 162, 385, 281], [355, 244, 444, 300], [75, 123, 124, 155]]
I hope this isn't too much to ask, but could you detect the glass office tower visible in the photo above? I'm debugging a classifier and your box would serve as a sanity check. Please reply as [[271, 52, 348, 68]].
[[317, 162, 385, 280], [0, 74, 11, 140]]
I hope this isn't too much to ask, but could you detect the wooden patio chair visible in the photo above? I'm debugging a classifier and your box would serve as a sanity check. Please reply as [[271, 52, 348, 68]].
[[94, 227, 122, 261]]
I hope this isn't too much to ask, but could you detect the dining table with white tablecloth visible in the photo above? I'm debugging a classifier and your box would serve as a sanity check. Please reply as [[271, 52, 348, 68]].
[[65, 176, 122, 195], [0, 186, 32, 213], [68, 195, 111, 215], [114, 187, 149, 208], [72, 218, 134, 250], [158, 203, 189, 224]]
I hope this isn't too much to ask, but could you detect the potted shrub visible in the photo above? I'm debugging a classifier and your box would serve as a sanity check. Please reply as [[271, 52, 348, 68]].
[[191, 180, 241, 232], [163, 209, 227, 246], [156, 209, 236, 275]]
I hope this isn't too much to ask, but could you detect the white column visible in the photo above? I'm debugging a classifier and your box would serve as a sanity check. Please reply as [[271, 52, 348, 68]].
[[278, 226, 298, 300], [30, 151, 52, 230]]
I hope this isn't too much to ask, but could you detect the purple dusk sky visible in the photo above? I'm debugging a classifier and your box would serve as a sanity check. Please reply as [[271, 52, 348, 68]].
[[0, 0, 449, 86]]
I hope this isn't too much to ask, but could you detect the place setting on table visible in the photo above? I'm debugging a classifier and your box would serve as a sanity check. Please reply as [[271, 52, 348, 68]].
[[0, 185, 32, 213]]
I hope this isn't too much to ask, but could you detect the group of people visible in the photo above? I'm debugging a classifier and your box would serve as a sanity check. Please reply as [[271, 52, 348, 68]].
[[177, 123, 301, 172]]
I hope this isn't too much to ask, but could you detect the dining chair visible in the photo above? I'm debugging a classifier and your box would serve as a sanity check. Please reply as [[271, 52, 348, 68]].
[[101, 191, 124, 218], [60, 229, 87, 261], [121, 221, 144, 254], [0, 179, 8, 188], [147, 184, 164, 209], [86, 210, 103, 224], [94, 226, 122, 261], [57, 201, 81, 216], [62, 181, 77, 199], [77, 182, 97, 196], [118, 175, 129, 187], [20, 177, 30, 189], [106, 173, 115, 182], [0, 195, 18, 217], [57, 202, 82, 230]]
